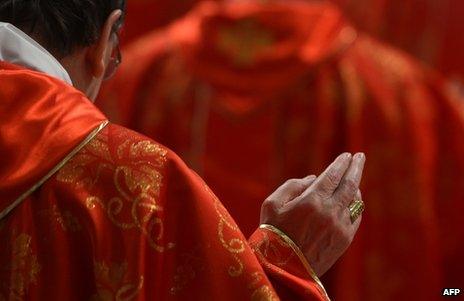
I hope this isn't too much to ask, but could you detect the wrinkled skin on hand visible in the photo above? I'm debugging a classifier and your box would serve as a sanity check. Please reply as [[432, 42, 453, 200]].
[[260, 153, 366, 277]]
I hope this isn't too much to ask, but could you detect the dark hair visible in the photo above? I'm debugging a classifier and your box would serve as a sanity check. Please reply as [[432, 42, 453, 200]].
[[0, 0, 125, 57]]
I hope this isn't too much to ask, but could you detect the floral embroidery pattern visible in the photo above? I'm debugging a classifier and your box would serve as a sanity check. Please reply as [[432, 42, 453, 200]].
[[251, 231, 294, 268], [205, 184, 246, 277], [38, 205, 82, 232], [57, 131, 174, 252], [0, 233, 41, 300], [251, 285, 279, 301], [248, 272, 279, 301], [205, 185, 279, 300], [169, 246, 208, 295], [90, 261, 144, 301]]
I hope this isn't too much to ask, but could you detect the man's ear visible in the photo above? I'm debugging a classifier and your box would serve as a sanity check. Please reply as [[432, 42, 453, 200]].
[[86, 9, 122, 78]]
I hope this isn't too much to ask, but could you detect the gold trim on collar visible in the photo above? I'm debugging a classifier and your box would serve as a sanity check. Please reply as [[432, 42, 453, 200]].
[[0, 120, 109, 221], [259, 224, 330, 300]]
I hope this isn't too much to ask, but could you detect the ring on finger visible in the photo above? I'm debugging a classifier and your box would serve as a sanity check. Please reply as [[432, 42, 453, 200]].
[[348, 199, 364, 223]]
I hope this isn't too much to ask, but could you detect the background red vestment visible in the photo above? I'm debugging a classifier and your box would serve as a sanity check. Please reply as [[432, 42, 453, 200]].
[[0, 61, 329, 300], [97, 1, 464, 300], [123, 0, 464, 82], [331, 0, 464, 84], [121, 0, 215, 45]]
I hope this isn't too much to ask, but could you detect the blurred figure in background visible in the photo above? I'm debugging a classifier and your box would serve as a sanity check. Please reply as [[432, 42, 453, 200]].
[[124, 0, 464, 84], [98, 0, 464, 300]]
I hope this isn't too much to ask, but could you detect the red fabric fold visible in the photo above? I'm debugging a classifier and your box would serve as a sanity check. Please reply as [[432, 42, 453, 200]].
[[0, 61, 106, 209]]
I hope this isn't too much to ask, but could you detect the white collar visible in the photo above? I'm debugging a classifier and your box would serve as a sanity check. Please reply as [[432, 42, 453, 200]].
[[0, 22, 73, 85]]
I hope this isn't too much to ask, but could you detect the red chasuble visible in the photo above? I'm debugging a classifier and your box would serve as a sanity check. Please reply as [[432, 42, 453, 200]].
[[97, 1, 464, 300], [0, 61, 328, 300]]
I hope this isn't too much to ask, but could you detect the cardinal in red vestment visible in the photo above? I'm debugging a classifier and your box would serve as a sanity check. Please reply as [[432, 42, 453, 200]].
[[97, 1, 464, 300], [0, 0, 367, 300]]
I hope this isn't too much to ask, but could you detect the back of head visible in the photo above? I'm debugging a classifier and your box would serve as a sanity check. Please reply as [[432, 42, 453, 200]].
[[0, 0, 126, 58]]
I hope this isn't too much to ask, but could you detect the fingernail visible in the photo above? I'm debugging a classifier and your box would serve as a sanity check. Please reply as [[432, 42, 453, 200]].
[[341, 152, 352, 159], [355, 152, 366, 161]]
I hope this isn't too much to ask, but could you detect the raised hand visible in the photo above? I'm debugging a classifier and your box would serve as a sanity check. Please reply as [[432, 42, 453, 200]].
[[260, 153, 366, 276]]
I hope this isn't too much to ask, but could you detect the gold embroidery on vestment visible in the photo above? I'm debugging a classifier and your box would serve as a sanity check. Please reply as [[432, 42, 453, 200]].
[[204, 184, 282, 299], [57, 132, 174, 252], [248, 272, 279, 301], [90, 261, 144, 301], [207, 185, 245, 277], [170, 245, 209, 295], [38, 205, 82, 232], [2, 233, 41, 300], [251, 285, 279, 301]]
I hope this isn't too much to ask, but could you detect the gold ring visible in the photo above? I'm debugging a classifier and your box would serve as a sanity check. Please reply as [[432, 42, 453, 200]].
[[348, 199, 364, 223]]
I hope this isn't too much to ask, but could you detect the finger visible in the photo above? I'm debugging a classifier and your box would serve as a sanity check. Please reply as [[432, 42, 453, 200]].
[[350, 214, 362, 240], [266, 175, 317, 205], [306, 153, 352, 199], [333, 153, 366, 207]]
